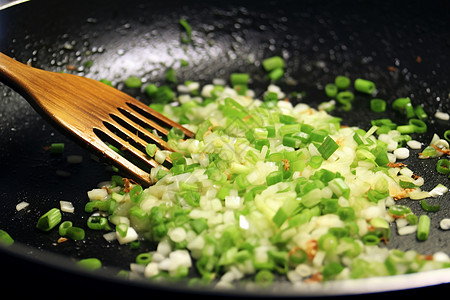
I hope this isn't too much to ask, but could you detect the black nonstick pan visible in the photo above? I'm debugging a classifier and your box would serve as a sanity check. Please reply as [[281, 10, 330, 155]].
[[0, 0, 449, 297]]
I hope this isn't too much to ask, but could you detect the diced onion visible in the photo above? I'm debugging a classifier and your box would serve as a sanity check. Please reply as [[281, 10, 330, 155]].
[[60, 201, 75, 213], [15, 201, 29, 211]]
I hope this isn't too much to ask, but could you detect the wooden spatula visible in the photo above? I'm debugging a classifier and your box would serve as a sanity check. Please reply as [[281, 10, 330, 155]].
[[0, 52, 194, 187]]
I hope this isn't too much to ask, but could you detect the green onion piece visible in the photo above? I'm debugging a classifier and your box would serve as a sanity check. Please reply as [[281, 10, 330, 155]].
[[354, 78, 376, 94], [99, 79, 112, 86], [165, 68, 177, 83], [36, 208, 62, 232], [49, 143, 65, 154], [77, 258, 102, 271], [254, 269, 274, 287], [136, 252, 152, 265], [336, 91, 354, 104], [190, 218, 208, 234], [179, 18, 192, 44], [129, 185, 143, 203], [420, 199, 440, 212], [262, 56, 285, 72], [414, 105, 428, 120], [406, 214, 418, 225], [370, 99, 386, 113], [308, 155, 323, 169], [318, 233, 338, 254], [417, 215, 430, 241], [328, 177, 350, 199], [269, 67, 284, 81], [409, 118, 427, 133], [444, 130, 450, 143], [266, 170, 283, 186], [392, 97, 411, 113], [405, 102, 415, 118], [230, 73, 249, 87], [124, 76, 142, 88], [325, 83, 338, 97], [87, 216, 109, 230], [322, 262, 344, 280], [116, 223, 128, 238], [436, 159, 450, 174], [318, 136, 339, 160], [337, 207, 355, 221], [145, 84, 158, 97], [59, 221, 73, 236], [0, 229, 14, 246], [279, 114, 297, 124], [334, 76, 351, 90], [66, 226, 85, 240], [388, 205, 411, 217], [396, 124, 415, 134], [362, 233, 380, 245], [145, 144, 158, 157]]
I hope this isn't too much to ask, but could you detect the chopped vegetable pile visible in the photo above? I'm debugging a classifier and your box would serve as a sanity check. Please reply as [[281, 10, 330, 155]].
[[78, 65, 449, 288], [4, 52, 449, 291]]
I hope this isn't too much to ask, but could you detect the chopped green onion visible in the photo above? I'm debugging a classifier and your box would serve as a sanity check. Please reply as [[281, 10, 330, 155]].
[[269, 67, 284, 81], [49, 143, 65, 154], [59, 221, 73, 236], [318, 136, 339, 160], [262, 56, 285, 71], [99, 79, 112, 86], [417, 215, 430, 241], [254, 269, 274, 287], [136, 252, 152, 265], [165, 68, 177, 83], [336, 91, 354, 104], [0, 229, 14, 246], [318, 233, 338, 254], [66, 226, 85, 240], [308, 155, 323, 169], [396, 124, 415, 134], [145, 144, 158, 157], [77, 258, 102, 271], [179, 18, 192, 44], [436, 159, 450, 174], [414, 105, 428, 120], [408, 118, 427, 133], [266, 170, 283, 186], [325, 83, 338, 97], [354, 78, 375, 94], [370, 99, 386, 113], [36, 208, 62, 232], [87, 216, 110, 230], [334, 75, 351, 90], [124, 76, 142, 88], [230, 73, 249, 87], [322, 262, 344, 280], [420, 199, 440, 212], [444, 130, 450, 143]]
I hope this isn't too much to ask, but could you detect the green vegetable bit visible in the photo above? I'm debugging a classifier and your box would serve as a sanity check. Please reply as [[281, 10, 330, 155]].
[[36, 208, 62, 232]]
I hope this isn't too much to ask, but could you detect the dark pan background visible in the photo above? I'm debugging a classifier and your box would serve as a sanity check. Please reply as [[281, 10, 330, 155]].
[[0, 0, 449, 298]]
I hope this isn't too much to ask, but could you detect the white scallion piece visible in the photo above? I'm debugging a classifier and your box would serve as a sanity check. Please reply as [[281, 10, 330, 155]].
[[406, 140, 422, 149], [435, 111, 450, 120], [60, 201, 75, 213], [87, 188, 108, 201], [15, 201, 29, 211], [393, 147, 410, 159], [429, 184, 449, 197], [440, 218, 450, 230], [116, 226, 138, 245]]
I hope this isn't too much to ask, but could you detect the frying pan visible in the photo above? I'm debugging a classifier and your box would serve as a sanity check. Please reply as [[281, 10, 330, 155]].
[[0, 0, 449, 297]]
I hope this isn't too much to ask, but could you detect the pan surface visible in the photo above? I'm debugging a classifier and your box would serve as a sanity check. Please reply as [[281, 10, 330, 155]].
[[0, 0, 449, 297]]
